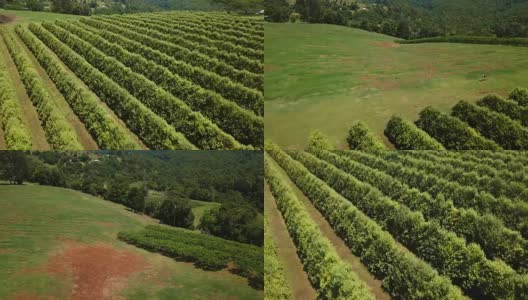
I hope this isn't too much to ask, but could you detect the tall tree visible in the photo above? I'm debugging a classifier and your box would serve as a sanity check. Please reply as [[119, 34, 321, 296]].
[[156, 191, 195, 229], [0, 152, 31, 185]]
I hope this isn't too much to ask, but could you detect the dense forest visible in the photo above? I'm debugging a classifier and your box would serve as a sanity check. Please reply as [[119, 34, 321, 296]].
[[266, 0, 528, 39], [0, 151, 264, 246], [0, 0, 264, 15]]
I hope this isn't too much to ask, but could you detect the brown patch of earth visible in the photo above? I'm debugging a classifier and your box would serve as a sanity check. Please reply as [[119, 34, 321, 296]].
[[264, 64, 282, 73], [26, 241, 150, 300], [0, 15, 16, 24], [369, 41, 400, 49], [7, 292, 56, 300]]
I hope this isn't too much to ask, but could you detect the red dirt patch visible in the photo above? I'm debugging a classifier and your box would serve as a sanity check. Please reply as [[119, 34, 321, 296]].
[[44, 242, 150, 300], [0, 15, 16, 24], [369, 41, 400, 49]]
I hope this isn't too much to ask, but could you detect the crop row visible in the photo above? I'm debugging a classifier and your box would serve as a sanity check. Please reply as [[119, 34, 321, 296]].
[[85, 17, 262, 91], [28, 23, 198, 150], [119, 225, 263, 288], [0, 35, 32, 150], [263, 216, 292, 300], [42, 22, 247, 149], [264, 153, 376, 300], [2, 31, 82, 150], [57, 20, 261, 147], [266, 143, 466, 299], [384, 115, 445, 150], [78, 18, 263, 116], [109, 15, 262, 74], [123, 14, 263, 58], [292, 149, 524, 299]]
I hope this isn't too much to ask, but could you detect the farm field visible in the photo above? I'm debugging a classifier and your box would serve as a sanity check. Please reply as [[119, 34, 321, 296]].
[[0, 184, 263, 299], [0, 10, 263, 150], [264, 22, 528, 149], [264, 143, 528, 299]]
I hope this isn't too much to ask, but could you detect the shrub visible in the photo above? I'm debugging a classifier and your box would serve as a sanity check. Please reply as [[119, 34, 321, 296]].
[[384, 115, 444, 150], [347, 121, 386, 151], [289, 13, 301, 23], [510, 87, 528, 106]]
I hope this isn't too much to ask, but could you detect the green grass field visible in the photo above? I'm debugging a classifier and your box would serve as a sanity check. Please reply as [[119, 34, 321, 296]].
[[0, 185, 263, 299], [264, 23, 528, 149], [0, 9, 81, 26]]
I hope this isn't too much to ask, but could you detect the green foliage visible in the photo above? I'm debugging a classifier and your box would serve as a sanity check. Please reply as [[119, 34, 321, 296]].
[[399, 35, 528, 47], [263, 217, 292, 300], [118, 224, 263, 288], [61, 20, 262, 148], [289, 12, 300, 23], [0, 152, 32, 184], [199, 202, 263, 246], [452, 100, 528, 150], [16, 25, 136, 150], [307, 129, 333, 151], [415, 107, 501, 150], [126, 185, 148, 213], [2, 31, 82, 150], [156, 193, 195, 229], [384, 115, 444, 150], [314, 149, 528, 272], [477, 94, 528, 127], [510, 87, 528, 106], [28, 23, 197, 150], [264, 152, 376, 300], [0, 36, 32, 150], [264, 0, 290, 22], [346, 121, 385, 151], [266, 143, 465, 299]]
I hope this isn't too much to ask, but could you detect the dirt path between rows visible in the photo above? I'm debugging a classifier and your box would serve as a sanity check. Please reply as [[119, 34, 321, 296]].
[[14, 33, 99, 150], [272, 157, 391, 300], [0, 36, 50, 150], [264, 181, 317, 300]]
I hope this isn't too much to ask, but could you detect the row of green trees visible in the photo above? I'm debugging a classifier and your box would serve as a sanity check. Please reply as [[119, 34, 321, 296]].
[[0, 35, 32, 150], [266, 143, 466, 299], [265, 153, 376, 300], [2, 31, 82, 150], [118, 224, 263, 288], [30, 23, 198, 150], [90, 16, 262, 92], [16, 25, 136, 149], [295, 149, 524, 299], [340, 151, 528, 240], [415, 107, 501, 150], [263, 217, 292, 299], [346, 121, 386, 151], [313, 149, 528, 272], [78, 18, 263, 119], [384, 115, 444, 150], [43, 21, 247, 150], [478, 95, 528, 127], [399, 35, 528, 47]]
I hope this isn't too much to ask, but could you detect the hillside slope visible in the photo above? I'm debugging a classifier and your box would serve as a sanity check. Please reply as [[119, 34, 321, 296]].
[[264, 22, 528, 148], [0, 184, 263, 299]]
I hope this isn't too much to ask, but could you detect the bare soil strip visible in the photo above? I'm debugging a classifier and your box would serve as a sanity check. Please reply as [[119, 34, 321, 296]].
[[0, 36, 50, 150], [274, 158, 392, 300], [14, 33, 99, 150], [264, 181, 317, 300]]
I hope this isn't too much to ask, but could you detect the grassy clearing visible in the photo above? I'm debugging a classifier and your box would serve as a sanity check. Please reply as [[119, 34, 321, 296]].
[[264, 22, 528, 149], [0, 184, 263, 299], [0, 9, 81, 26]]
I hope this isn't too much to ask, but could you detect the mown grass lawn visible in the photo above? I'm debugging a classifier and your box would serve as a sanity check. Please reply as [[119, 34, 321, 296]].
[[264, 22, 528, 149]]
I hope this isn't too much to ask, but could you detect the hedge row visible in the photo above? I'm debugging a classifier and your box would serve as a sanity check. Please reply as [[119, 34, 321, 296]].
[[313, 149, 528, 273], [43, 22, 244, 150], [477, 94, 528, 127], [118, 225, 263, 288], [0, 35, 32, 150], [346, 121, 386, 151], [384, 115, 445, 150], [443, 151, 528, 177], [89, 16, 262, 92], [337, 150, 528, 240], [2, 31, 82, 150], [264, 153, 377, 300], [381, 151, 522, 202], [79, 18, 264, 116], [264, 216, 292, 300], [122, 14, 263, 51], [265, 143, 466, 300], [452, 100, 528, 150], [29, 23, 196, 150], [111, 15, 262, 74], [59, 21, 261, 148], [130, 14, 263, 60], [291, 149, 523, 299], [415, 107, 501, 150], [401, 151, 528, 200], [398, 35, 528, 47]]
